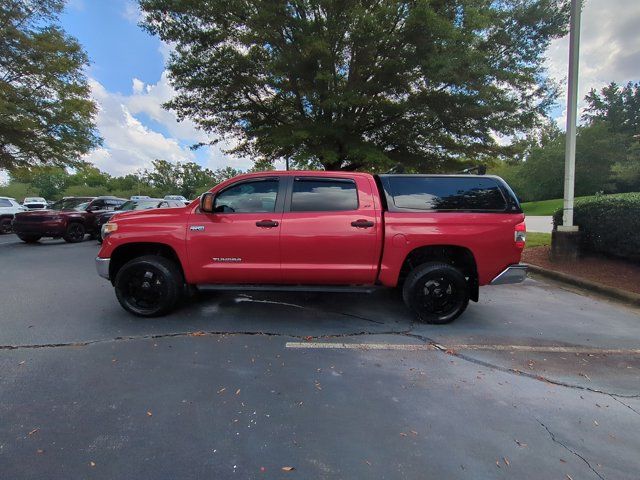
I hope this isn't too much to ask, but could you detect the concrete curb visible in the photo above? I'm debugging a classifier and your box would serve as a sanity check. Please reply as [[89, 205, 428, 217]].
[[526, 264, 640, 307]]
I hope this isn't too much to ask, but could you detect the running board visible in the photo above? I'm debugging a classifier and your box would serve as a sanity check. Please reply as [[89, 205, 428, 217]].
[[196, 284, 380, 294]]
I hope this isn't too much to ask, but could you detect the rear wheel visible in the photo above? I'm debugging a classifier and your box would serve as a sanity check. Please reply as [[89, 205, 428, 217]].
[[63, 222, 86, 243], [402, 262, 470, 324], [17, 234, 41, 243], [114, 255, 183, 317], [0, 218, 12, 234]]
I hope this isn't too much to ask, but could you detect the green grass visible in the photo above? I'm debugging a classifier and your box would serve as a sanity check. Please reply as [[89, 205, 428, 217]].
[[525, 232, 551, 249], [521, 198, 565, 216]]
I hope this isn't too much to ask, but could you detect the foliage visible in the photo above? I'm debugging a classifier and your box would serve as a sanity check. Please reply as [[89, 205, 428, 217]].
[[0, 161, 245, 201], [0, 0, 100, 170], [552, 193, 640, 259], [140, 0, 569, 172]]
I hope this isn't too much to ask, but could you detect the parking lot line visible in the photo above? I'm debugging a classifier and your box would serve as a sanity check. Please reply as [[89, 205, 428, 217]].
[[285, 342, 640, 355]]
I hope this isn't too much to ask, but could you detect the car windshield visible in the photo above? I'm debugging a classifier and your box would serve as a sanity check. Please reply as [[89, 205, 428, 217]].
[[118, 200, 159, 211], [50, 199, 89, 211]]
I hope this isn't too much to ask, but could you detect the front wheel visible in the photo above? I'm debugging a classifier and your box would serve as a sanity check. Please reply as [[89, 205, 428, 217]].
[[63, 222, 86, 243], [402, 262, 470, 324], [114, 255, 183, 317], [0, 218, 12, 234]]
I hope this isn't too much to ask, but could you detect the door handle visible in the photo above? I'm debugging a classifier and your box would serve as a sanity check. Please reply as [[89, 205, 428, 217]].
[[256, 220, 279, 228], [351, 219, 374, 228]]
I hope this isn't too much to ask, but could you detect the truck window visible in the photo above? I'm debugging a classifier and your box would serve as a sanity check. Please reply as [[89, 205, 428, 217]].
[[214, 179, 279, 213], [386, 177, 507, 211], [291, 178, 358, 212]]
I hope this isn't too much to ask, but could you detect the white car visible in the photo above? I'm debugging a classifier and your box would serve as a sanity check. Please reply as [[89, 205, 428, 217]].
[[0, 196, 26, 233], [22, 197, 48, 210], [130, 195, 151, 201], [164, 194, 189, 205]]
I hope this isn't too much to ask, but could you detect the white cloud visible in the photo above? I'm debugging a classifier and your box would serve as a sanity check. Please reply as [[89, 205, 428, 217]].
[[122, 1, 142, 24], [545, 0, 640, 128]]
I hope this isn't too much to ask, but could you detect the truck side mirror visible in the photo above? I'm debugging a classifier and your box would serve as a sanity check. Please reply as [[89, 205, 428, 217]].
[[200, 192, 215, 213]]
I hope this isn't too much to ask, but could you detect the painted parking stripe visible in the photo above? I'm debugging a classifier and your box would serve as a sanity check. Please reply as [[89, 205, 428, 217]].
[[285, 342, 640, 355]]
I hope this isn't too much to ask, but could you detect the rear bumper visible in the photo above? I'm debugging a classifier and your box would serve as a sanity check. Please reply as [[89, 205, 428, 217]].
[[490, 264, 528, 285], [96, 257, 110, 280]]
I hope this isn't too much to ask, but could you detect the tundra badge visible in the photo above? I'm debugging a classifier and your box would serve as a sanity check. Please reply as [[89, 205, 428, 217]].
[[190, 225, 205, 231]]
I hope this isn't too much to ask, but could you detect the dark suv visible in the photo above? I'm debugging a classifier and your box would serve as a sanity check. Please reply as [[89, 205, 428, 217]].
[[13, 196, 126, 243]]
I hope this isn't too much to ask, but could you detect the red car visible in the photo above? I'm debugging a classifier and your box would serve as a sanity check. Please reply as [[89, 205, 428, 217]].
[[96, 171, 526, 323], [13, 196, 126, 243]]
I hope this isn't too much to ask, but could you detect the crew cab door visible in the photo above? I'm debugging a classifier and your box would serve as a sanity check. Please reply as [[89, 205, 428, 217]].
[[187, 177, 285, 284], [279, 175, 380, 284]]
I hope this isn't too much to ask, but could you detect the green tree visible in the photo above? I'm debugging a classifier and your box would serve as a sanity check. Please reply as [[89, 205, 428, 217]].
[[0, 0, 100, 170], [140, 0, 569, 171]]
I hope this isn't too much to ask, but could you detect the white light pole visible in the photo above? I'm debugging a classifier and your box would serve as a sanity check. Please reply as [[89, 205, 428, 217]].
[[560, 0, 582, 231]]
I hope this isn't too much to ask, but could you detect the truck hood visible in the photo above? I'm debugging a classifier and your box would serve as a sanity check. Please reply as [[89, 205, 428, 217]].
[[110, 206, 186, 222]]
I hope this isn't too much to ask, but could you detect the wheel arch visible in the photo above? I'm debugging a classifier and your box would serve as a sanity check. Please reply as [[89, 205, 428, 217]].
[[397, 245, 479, 302], [109, 242, 185, 285]]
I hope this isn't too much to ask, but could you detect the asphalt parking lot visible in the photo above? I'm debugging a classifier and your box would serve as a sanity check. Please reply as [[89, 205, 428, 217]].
[[1, 234, 639, 479]]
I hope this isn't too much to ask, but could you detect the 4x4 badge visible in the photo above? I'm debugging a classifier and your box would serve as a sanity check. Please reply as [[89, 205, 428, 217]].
[[190, 225, 205, 231]]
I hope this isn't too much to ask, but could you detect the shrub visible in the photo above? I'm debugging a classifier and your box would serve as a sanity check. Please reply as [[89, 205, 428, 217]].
[[552, 192, 640, 259]]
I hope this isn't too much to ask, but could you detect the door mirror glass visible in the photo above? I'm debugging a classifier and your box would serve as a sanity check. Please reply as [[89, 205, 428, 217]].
[[200, 192, 215, 213]]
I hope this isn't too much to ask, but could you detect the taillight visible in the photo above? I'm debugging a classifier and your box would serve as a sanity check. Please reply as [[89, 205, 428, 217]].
[[514, 221, 526, 248]]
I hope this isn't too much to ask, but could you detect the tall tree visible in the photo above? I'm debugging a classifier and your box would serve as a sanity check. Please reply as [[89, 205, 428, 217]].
[[0, 0, 100, 170], [141, 0, 569, 171]]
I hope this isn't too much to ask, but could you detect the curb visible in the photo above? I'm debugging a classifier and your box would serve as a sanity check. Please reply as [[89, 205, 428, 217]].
[[525, 264, 640, 307]]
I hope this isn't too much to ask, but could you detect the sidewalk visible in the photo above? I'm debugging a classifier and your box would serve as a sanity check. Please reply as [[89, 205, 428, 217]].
[[525, 216, 553, 233]]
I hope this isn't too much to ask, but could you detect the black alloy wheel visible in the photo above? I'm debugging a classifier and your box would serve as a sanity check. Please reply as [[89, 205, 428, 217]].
[[63, 222, 86, 243], [0, 218, 12, 234], [402, 262, 470, 324], [114, 255, 182, 317]]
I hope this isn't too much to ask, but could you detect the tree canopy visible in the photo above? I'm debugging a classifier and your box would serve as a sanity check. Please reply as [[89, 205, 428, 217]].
[[0, 0, 99, 171], [140, 0, 569, 172]]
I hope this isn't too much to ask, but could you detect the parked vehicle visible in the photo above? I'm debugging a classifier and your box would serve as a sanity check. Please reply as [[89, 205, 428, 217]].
[[22, 197, 47, 210], [0, 197, 27, 233], [13, 196, 126, 243], [96, 198, 186, 243], [96, 171, 526, 322], [164, 195, 189, 205], [130, 195, 150, 201]]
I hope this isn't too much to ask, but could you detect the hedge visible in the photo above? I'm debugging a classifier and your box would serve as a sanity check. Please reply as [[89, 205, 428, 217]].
[[552, 192, 640, 260]]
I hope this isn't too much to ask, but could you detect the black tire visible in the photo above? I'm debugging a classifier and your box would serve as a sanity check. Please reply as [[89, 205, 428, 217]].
[[18, 233, 41, 243], [0, 218, 12, 234], [89, 231, 99, 241], [63, 222, 86, 243], [114, 255, 183, 317], [402, 262, 470, 324]]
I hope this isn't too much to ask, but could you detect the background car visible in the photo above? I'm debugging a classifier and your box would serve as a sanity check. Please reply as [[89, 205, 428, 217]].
[[130, 195, 150, 200], [13, 196, 125, 243], [0, 196, 27, 234], [164, 195, 189, 205], [22, 197, 47, 210], [97, 198, 185, 242]]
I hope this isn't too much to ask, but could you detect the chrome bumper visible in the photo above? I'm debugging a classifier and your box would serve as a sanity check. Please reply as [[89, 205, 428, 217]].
[[95, 257, 110, 280], [490, 264, 528, 285]]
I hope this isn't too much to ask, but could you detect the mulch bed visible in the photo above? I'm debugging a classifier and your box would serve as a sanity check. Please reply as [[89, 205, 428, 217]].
[[522, 246, 640, 295]]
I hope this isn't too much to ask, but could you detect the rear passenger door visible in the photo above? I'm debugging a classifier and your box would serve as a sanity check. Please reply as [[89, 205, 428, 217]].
[[279, 176, 380, 285]]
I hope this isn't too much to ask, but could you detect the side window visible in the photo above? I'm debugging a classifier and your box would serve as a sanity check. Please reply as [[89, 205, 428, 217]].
[[387, 177, 507, 211], [290, 178, 358, 212], [90, 200, 105, 210], [0, 199, 12, 207], [214, 179, 279, 213]]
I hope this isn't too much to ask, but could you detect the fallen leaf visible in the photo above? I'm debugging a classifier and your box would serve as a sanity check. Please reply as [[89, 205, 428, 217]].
[[28, 428, 39, 436], [18, 361, 25, 365], [365, 460, 371, 466], [281, 466, 295, 472], [304, 336, 313, 342], [36, 449, 44, 454], [495, 460, 501, 468], [217, 388, 226, 394], [235, 389, 241, 395], [594, 420, 599, 426], [410, 430, 418, 436], [189, 331, 207, 337], [399, 432, 407, 437], [559, 458, 567, 463], [89, 461, 96, 467], [146, 410, 153, 416], [515, 439, 528, 448], [566, 475, 574, 480], [503, 457, 510, 466], [445, 348, 457, 355]]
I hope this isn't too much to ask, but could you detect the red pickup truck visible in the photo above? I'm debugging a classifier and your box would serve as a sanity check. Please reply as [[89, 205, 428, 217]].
[[96, 171, 526, 323]]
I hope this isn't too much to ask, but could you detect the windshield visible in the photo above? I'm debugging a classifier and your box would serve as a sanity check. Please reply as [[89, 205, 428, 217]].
[[50, 198, 90, 211], [118, 200, 159, 211]]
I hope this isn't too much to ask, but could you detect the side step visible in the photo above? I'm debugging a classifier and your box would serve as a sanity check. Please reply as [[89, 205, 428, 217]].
[[196, 284, 380, 294]]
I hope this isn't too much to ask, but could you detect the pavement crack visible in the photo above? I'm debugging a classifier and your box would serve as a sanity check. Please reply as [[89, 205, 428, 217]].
[[609, 395, 640, 416], [0, 329, 410, 351], [536, 419, 605, 480]]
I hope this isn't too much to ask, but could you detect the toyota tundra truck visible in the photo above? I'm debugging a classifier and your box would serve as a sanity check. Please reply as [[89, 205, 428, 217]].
[[96, 171, 527, 323]]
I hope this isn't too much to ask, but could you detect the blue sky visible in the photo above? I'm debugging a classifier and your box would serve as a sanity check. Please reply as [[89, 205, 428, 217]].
[[56, 0, 640, 176]]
